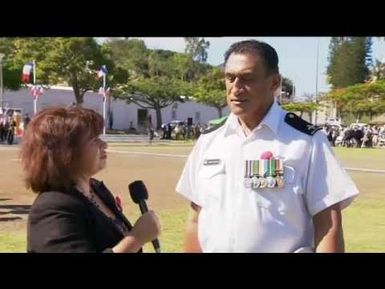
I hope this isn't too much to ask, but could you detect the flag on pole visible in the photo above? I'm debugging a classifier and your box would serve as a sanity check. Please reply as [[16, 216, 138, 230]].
[[98, 86, 111, 102], [30, 85, 44, 100], [22, 62, 34, 83], [97, 65, 108, 78], [105, 87, 111, 98]]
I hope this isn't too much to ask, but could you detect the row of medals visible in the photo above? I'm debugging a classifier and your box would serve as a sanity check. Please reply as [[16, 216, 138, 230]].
[[244, 158, 284, 189]]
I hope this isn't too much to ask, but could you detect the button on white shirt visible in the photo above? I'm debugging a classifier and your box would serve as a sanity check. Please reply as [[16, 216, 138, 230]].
[[176, 101, 359, 252]]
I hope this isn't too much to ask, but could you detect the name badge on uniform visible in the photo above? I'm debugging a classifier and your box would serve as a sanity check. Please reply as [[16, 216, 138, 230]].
[[203, 158, 221, 166]]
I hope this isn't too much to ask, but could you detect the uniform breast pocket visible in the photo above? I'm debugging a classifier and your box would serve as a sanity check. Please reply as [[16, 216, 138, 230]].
[[197, 160, 226, 204], [255, 165, 299, 215]]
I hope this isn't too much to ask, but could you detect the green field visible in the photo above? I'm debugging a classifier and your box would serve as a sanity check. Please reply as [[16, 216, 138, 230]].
[[334, 147, 385, 170], [0, 209, 188, 253], [0, 232, 26, 252], [1, 145, 384, 253]]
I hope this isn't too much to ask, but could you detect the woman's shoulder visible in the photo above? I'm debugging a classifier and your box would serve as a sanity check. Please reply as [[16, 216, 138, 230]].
[[30, 190, 86, 215]]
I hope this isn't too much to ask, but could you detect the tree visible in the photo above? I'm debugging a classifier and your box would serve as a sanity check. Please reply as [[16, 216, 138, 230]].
[[282, 102, 322, 120], [103, 38, 148, 80], [108, 39, 213, 128], [369, 59, 385, 82], [326, 37, 347, 88], [7, 37, 110, 105], [0, 38, 52, 90], [282, 77, 294, 96], [43, 38, 110, 104], [327, 37, 372, 89], [0, 38, 20, 90], [147, 49, 177, 78], [349, 37, 372, 82], [193, 67, 227, 117], [326, 80, 385, 121], [184, 37, 210, 63], [116, 76, 192, 129], [278, 77, 295, 104], [170, 53, 195, 81], [0, 38, 15, 57]]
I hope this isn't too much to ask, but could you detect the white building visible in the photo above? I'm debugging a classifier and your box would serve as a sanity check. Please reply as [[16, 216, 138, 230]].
[[2, 86, 228, 131]]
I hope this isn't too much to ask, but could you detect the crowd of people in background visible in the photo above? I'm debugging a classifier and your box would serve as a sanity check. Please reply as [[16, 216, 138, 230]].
[[152, 118, 385, 147], [155, 118, 385, 148], [159, 121, 207, 141], [0, 112, 30, 145], [323, 123, 385, 148], [2, 109, 385, 149], [0, 114, 17, 144]]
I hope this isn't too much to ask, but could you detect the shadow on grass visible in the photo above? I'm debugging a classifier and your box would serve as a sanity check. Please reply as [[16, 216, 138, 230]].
[[0, 204, 31, 222]]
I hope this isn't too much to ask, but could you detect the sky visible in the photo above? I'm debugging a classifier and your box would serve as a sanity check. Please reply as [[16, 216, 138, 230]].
[[99, 37, 385, 99]]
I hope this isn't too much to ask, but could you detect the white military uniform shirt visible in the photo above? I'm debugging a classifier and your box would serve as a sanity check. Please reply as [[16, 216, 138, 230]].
[[176, 101, 359, 252]]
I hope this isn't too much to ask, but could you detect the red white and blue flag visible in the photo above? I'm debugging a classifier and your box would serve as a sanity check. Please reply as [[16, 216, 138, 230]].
[[97, 65, 108, 78], [99, 86, 111, 102], [30, 85, 44, 100], [22, 62, 34, 83]]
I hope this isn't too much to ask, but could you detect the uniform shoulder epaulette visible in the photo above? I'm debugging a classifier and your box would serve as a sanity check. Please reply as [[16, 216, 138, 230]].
[[202, 116, 228, 135], [284, 113, 321, 136]]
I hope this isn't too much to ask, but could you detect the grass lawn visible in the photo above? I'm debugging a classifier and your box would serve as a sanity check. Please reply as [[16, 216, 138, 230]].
[[1, 145, 384, 253]]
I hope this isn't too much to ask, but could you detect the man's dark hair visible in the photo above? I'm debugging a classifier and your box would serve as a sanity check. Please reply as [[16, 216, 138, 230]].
[[224, 40, 279, 75]]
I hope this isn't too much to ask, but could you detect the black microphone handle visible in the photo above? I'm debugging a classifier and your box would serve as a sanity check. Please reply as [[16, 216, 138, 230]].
[[138, 200, 161, 253], [152, 238, 161, 253], [139, 200, 148, 214]]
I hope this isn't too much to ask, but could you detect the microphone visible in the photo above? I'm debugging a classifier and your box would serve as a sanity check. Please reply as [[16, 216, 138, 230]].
[[128, 180, 161, 253]]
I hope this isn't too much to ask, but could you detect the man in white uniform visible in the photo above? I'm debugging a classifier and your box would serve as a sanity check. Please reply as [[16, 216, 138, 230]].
[[176, 40, 359, 253]]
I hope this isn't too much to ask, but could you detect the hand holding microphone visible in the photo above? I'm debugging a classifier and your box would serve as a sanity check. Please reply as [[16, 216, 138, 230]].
[[131, 210, 160, 248], [129, 180, 161, 253]]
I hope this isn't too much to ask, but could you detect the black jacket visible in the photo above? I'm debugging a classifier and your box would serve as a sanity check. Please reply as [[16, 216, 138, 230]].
[[27, 179, 136, 253]]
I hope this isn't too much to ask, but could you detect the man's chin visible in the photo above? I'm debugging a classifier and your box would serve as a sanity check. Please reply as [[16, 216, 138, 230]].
[[229, 104, 248, 116]]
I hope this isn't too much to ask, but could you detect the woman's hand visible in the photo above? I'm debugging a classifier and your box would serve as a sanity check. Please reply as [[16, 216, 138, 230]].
[[131, 210, 161, 244], [112, 210, 161, 253]]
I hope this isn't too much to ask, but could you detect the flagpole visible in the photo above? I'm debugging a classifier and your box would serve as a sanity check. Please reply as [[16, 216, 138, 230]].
[[103, 73, 106, 135], [279, 75, 283, 104], [33, 60, 37, 115], [0, 53, 4, 111], [108, 89, 111, 130]]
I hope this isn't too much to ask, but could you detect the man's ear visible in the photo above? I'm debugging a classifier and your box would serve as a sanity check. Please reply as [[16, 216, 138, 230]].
[[271, 73, 281, 93]]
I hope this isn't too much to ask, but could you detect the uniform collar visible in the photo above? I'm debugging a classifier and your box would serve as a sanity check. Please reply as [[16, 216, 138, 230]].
[[224, 101, 283, 137]]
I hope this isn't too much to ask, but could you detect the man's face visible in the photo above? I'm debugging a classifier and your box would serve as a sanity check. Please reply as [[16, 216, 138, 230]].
[[225, 52, 280, 118]]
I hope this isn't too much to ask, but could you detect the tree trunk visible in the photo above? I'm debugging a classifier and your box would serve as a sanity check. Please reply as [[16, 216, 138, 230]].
[[335, 100, 340, 119], [72, 85, 84, 106], [216, 106, 223, 118], [356, 112, 361, 122], [307, 111, 312, 122], [72, 82, 85, 106], [155, 106, 162, 130], [71, 73, 83, 106]]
